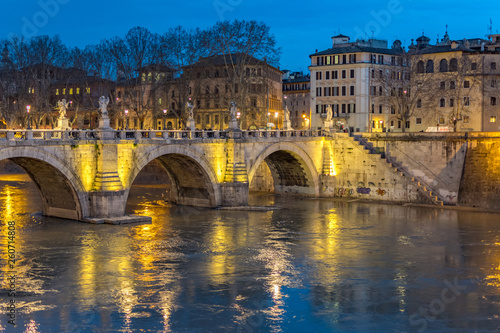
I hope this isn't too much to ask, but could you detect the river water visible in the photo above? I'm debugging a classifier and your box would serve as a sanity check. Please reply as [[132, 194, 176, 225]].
[[1, 174, 500, 332]]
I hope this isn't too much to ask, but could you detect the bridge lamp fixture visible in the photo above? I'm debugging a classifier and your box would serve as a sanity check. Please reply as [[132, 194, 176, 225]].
[[274, 112, 278, 118], [124, 109, 129, 116], [163, 109, 167, 115], [237, 112, 240, 119], [26, 105, 31, 130]]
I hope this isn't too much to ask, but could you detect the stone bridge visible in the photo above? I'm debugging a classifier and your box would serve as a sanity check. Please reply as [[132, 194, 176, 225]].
[[0, 129, 336, 223], [2, 129, 499, 223]]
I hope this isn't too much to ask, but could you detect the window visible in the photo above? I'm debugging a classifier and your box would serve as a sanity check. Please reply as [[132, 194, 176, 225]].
[[464, 97, 470, 106], [326, 71, 330, 80], [450, 58, 458, 72], [334, 55, 339, 64], [440, 98, 446, 107], [316, 87, 322, 97], [341, 70, 346, 79], [426, 60, 434, 73], [332, 70, 338, 79], [342, 55, 347, 64], [450, 98, 454, 107], [439, 59, 448, 72], [341, 104, 346, 113], [492, 80, 497, 88], [55, 89, 59, 95], [341, 86, 346, 96], [439, 118, 445, 124], [463, 80, 470, 88], [416, 118, 422, 124], [405, 121, 410, 128], [450, 81, 456, 89], [350, 69, 355, 78], [492, 62, 497, 70], [158, 98, 162, 105], [391, 106, 395, 114], [350, 86, 355, 96], [316, 71, 322, 80], [76, 88, 80, 94], [370, 86, 376, 96], [471, 63, 477, 70], [62, 88, 66, 95], [417, 61, 425, 73], [86, 88, 90, 94], [463, 116, 469, 123], [371, 104, 375, 114], [416, 99, 422, 108], [490, 116, 497, 123], [379, 105, 383, 114], [491, 97, 497, 106], [440, 81, 446, 90]]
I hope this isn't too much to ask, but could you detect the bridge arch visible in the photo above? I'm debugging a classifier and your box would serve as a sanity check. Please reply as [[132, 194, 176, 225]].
[[248, 142, 320, 196], [130, 145, 221, 207], [0, 147, 89, 220]]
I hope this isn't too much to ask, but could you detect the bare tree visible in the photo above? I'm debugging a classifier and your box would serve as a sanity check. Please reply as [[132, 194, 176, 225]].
[[374, 52, 438, 132], [431, 53, 482, 132], [102, 27, 168, 129]]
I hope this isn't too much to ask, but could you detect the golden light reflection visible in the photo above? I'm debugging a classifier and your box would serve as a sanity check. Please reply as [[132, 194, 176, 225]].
[[24, 319, 40, 333], [207, 220, 235, 284], [485, 263, 500, 288]]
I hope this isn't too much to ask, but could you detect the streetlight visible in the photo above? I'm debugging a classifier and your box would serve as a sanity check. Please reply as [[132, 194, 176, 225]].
[[26, 105, 31, 130], [124, 109, 129, 129], [163, 109, 167, 130]]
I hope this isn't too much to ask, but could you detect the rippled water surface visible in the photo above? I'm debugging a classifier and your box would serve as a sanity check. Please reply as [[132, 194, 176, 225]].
[[1, 174, 500, 332]]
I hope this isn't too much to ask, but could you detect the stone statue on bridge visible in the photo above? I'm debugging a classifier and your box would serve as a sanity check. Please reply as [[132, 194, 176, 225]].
[[99, 96, 110, 117], [97, 96, 112, 132], [58, 99, 70, 119], [326, 104, 333, 121], [228, 101, 239, 131], [324, 104, 334, 132], [229, 101, 237, 122], [283, 106, 292, 130], [185, 101, 195, 130], [186, 101, 194, 120]]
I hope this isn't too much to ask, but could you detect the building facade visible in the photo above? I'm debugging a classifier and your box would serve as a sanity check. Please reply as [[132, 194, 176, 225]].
[[282, 71, 311, 129], [309, 35, 403, 132]]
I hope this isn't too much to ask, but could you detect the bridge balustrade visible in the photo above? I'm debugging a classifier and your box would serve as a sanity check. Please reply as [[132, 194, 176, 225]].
[[0, 129, 328, 143]]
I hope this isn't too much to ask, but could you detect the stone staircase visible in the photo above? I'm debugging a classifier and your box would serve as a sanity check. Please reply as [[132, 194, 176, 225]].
[[352, 135, 444, 205]]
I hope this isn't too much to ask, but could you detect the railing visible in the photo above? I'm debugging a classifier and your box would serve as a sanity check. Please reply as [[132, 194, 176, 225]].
[[0, 129, 329, 142]]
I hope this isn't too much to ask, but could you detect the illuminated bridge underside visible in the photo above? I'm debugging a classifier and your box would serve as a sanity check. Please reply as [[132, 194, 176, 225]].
[[155, 154, 215, 207], [10, 157, 82, 220], [264, 151, 315, 195]]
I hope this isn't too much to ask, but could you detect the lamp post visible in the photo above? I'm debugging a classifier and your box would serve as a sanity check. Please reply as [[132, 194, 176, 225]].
[[124, 109, 129, 130], [163, 109, 167, 130], [26, 105, 31, 130]]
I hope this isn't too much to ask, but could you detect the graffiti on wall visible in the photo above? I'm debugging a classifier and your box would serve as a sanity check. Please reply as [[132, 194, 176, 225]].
[[357, 187, 371, 194], [335, 188, 354, 197], [376, 188, 387, 196]]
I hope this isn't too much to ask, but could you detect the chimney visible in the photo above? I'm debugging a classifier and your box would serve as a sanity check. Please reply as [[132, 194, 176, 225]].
[[451, 41, 458, 49]]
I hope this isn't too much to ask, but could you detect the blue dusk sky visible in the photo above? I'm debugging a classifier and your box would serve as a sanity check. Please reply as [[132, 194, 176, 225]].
[[0, 0, 499, 72]]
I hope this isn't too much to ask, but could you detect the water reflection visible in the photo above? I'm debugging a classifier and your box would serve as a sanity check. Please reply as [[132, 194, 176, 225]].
[[1, 176, 500, 332]]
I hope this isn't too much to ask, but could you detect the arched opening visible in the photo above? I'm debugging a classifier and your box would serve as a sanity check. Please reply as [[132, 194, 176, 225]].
[[450, 58, 458, 72], [417, 61, 425, 73], [426, 60, 434, 73], [440, 59, 448, 72], [0, 157, 84, 221], [249, 147, 318, 197], [127, 152, 219, 209]]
